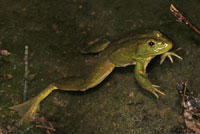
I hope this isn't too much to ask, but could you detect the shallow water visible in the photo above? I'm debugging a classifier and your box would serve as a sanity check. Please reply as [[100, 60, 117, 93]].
[[0, 0, 200, 133]]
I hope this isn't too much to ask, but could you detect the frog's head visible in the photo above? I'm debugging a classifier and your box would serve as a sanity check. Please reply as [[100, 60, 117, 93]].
[[135, 30, 173, 58]]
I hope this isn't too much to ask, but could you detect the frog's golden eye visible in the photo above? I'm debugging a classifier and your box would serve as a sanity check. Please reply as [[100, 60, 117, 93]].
[[148, 41, 155, 47]]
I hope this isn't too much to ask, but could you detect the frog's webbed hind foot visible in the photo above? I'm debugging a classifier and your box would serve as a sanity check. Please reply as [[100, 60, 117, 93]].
[[10, 84, 58, 124], [10, 97, 40, 124]]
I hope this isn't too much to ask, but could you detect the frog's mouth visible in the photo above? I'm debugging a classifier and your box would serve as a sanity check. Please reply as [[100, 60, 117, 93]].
[[136, 39, 173, 58], [156, 39, 173, 55], [155, 42, 172, 54]]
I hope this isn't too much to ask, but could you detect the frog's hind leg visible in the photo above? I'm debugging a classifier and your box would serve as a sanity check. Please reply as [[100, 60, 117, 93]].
[[10, 59, 115, 124], [10, 78, 89, 124], [81, 38, 110, 54]]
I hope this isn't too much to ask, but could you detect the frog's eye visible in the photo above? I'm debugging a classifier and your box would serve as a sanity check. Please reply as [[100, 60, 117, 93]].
[[148, 41, 155, 47]]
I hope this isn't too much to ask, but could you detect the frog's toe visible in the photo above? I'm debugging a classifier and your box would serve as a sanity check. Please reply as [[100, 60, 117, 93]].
[[152, 84, 160, 88], [151, 85, 165, 98], [167, 55, 173, 63], [171, 53, 183, 61], [152, 91, 159, 99], [160, 53, 168, 64]]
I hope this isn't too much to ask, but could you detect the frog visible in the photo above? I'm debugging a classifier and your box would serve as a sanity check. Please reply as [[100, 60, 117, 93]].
[[10, 30, 182, 124]]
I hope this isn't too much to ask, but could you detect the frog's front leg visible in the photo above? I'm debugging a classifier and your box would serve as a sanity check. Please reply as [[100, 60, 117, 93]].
[[134, 61, 165, 98]]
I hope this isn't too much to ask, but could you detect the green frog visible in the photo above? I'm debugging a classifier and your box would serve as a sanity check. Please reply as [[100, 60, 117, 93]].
[[10, 30, 182, 124]]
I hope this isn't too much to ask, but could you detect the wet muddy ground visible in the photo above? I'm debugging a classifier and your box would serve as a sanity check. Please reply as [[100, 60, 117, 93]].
[[0, 0, 200, 133]]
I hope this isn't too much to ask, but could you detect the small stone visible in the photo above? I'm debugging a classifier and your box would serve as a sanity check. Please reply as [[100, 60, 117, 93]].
[[106, 82, 110, 86], [79, 5, 83, 9], [91, 11, 96, 15], [79, 23, 84, 28], [129, 92, 134, 98]]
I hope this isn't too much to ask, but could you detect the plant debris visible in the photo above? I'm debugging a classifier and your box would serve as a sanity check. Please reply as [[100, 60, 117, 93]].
[[19, 116, 56, 134], [170, 4, 200, 35], [177, 82, 200, 133], [0, 74, 12, 82], [0, 50, 10, 56], [33, 116, 56, 133]]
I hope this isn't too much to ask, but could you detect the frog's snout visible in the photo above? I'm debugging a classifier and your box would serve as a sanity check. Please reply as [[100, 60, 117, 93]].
[[165, 40, 173, 51]]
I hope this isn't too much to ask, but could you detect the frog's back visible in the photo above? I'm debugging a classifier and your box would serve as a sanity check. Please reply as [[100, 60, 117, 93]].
[[103, 30, 157, 53], [101, 34, 140, 67], [101, 30, 166, 66]]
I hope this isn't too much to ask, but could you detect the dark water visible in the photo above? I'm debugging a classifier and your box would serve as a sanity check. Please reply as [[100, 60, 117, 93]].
[[0, 0, 200, 133]]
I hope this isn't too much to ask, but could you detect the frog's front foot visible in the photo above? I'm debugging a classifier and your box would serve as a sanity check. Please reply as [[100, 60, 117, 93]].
[[160, 50, 183, 64], [149, 84, 165, 98]]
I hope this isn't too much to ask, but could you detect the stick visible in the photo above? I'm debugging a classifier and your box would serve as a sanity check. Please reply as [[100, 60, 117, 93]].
[[170, 4, 200, 35], [20, 124, 35, 134], [36, 125, 56, 131], [24, 46, 29, 101]]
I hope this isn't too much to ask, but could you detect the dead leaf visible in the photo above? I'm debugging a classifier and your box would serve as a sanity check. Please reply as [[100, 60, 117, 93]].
[[0, 50, 10, 56], [0, 129, 3, 134]]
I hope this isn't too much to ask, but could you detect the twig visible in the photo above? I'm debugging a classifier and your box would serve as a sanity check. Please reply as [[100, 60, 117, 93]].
[[20, 124, 35, 134], [182, 82, 187, 109], [35, 125, 56, 131], [24, 46, 29, 101], [170, 4, 200, 35]]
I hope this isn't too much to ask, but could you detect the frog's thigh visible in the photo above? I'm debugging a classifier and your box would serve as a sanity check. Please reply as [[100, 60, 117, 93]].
[[54, 59, 115, 91], [81, 39, 110, 54]]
